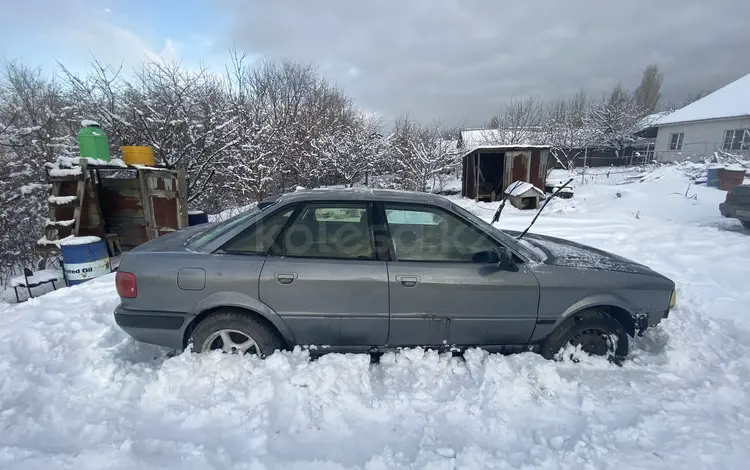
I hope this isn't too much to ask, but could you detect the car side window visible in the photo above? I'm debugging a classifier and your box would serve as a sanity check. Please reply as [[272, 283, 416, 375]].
[[221, 209, 294, 254], [384, 205, 498, 262], [280, 203, 375, 260]]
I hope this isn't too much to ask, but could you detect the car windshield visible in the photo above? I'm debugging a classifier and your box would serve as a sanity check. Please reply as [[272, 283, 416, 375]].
[[451, 203, 542, 261]]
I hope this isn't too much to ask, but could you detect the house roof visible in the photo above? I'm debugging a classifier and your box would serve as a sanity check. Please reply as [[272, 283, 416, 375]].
[[459, 129, 550, 159], [657, 72, 750, 126], [638, 111, 671, 130], [461, 128, 547, 149]]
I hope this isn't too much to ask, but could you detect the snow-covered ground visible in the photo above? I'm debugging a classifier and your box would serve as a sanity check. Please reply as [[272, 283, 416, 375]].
[[1, 167, 750, 469]]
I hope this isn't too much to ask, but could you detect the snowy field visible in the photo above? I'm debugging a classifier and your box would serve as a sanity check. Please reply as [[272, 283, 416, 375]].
[[1, 167, 750, 469]]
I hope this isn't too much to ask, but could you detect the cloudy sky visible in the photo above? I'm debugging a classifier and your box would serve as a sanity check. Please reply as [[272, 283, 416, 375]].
[[1, 0, 749, 125]]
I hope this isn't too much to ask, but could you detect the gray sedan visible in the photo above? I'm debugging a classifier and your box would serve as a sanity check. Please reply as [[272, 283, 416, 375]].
[[114, 189, 676, 361]]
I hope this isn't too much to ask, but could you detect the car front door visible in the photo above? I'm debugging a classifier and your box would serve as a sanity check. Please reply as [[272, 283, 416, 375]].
[[258, 202, 389, 348], [381, 203, 539, 347]]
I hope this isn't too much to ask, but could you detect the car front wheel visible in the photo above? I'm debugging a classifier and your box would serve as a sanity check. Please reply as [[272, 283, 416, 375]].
[[741, 220, 750, 229], [539, 309, 629, 363], [189, 311, 285, 357]]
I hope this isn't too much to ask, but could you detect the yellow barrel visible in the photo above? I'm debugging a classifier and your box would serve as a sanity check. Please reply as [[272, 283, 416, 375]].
[[121, 146, 156, 166]]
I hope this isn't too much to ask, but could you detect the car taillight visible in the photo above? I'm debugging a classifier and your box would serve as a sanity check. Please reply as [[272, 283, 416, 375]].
[[725, 192, 738, 202], [116, 271, 137, 298]]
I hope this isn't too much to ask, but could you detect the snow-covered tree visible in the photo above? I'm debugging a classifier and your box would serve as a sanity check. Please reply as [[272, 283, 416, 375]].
[[486, 95, 544, 145], [0, 63, 77, 281], [391, 117, 459, 192], [542, 91, 601, 171], [589, 84, 646, 159], [314, 115, 387, 187]]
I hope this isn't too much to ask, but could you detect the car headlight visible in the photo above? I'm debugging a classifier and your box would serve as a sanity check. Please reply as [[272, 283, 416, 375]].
[[669, 290, 677, 309]]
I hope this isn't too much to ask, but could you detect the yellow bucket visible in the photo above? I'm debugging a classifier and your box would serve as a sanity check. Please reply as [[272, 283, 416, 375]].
[[121, 146, 156, 166]]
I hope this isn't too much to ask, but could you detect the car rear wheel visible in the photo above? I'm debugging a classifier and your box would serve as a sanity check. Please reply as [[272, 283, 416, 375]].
[[741, 220, 750, 229], [189, 311, 285, 357], [539, 309, 629, 363]]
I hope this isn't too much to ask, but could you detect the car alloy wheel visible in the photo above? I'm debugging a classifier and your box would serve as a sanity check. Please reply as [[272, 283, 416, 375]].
[[202, 329, 259, 355]]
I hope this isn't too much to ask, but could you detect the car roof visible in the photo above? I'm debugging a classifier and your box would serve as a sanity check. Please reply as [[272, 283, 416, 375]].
[[268, 188, 455, 208]]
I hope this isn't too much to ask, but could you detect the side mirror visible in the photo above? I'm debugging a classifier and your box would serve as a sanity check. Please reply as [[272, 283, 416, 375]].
[[472, 250, 500, 264]]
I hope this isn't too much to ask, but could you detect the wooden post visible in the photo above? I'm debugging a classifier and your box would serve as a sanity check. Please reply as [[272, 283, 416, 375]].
[[475, 153, 480, 201], [137, 168, 156, 241], [72, 158, 89, 237]]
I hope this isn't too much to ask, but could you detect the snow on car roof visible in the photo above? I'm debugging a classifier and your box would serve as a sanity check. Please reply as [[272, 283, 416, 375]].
[[657, 72, 750, 125]]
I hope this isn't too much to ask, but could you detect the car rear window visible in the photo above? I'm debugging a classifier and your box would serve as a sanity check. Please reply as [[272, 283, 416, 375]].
[[186, 203, 274, 250]]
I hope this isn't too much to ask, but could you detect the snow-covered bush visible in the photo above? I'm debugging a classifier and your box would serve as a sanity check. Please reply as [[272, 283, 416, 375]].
[[0, 63, 78, 283]]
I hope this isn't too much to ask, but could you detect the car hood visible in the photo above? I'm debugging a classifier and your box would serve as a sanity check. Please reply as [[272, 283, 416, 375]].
[[521, 232, 659, 276]]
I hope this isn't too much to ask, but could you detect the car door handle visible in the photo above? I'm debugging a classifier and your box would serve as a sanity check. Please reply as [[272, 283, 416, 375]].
[[274, 272, 297, 285], [396, 275, 420, 288]]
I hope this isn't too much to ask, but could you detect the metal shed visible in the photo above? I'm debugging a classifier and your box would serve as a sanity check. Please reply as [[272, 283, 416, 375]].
[[461, 145, 550, 202]]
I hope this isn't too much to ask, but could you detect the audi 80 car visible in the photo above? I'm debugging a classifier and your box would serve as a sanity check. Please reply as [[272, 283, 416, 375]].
[[114, 188, 676, 361]]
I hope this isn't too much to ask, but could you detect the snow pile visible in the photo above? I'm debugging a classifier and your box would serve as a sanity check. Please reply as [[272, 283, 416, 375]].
[[1, 166, 750, 469], [8, 269, 64, 288]]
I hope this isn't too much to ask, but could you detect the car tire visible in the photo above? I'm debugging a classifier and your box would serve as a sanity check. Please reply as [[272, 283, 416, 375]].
[[539, 309, 629, 363], [189, 311, 285, 357], [741, 220, 750, 229]]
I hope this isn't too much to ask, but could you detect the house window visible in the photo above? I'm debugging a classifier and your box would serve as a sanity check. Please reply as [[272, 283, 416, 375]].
[[722, 129, 750, 151], [669, 133, 684, 151]]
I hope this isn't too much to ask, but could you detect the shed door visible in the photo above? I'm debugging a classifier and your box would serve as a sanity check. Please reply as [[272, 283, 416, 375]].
[[139, 169, 188, 239], [512, 153, 528, 182], [530, 149, 542, 188]]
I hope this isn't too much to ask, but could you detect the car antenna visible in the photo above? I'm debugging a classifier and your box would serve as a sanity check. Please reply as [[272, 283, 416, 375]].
[[491, 180, 524, 224], [516, 178, 574, 240]]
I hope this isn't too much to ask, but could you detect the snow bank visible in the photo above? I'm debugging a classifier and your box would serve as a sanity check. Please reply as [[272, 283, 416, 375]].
[[8, 269, 64, 288], [2, 166, 750, 469]]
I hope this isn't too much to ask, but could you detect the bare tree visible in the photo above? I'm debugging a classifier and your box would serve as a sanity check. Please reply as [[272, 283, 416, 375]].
[[486, 95, 543, 144], [314, 115, 387, 187], [589, 84, 646, 159], [543, 91, 596, 171], [664, 89, 712, 112], [634, 64, 664, 116], [392, 117, 459, 192]]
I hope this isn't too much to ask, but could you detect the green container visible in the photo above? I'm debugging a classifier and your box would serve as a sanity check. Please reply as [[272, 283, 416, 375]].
[[78, 120, 110, 161]]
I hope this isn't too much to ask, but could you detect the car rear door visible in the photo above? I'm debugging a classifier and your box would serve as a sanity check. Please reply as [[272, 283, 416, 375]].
[[258, 202, 389, 347], [381, 203, 539, 347]]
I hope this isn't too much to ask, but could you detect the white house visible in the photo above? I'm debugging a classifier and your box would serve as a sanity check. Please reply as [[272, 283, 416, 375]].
[[655, 72, 750, 162]]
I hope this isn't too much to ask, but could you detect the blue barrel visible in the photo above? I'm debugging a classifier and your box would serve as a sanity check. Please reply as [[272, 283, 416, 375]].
[[707, 166, 723, 187], [188, 210, 209, 226], [59, 237, 111, 286]]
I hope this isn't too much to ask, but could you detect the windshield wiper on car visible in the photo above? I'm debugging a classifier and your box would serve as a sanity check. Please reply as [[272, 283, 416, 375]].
[[517, 178, 573, 240]]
